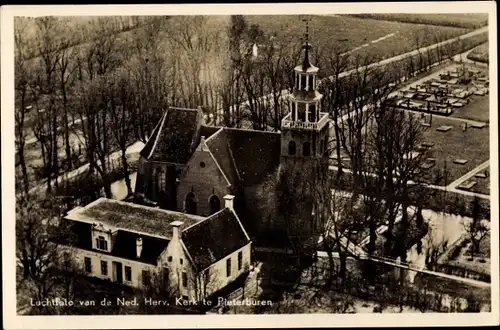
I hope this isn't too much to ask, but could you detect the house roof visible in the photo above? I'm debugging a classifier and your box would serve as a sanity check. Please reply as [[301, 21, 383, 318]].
[[60, 219, 169, 265], [206, 127, 281, 187], [182, 208, 251, 270], [140, 107, 203, 164], [65, 198, 204, 239]]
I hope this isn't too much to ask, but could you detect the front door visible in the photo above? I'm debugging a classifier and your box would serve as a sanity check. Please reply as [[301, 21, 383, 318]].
[[113, 262, 123, 284]]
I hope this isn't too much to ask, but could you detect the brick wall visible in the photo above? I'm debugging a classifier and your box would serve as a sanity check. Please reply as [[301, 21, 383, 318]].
[[177, 146, 231, 216]]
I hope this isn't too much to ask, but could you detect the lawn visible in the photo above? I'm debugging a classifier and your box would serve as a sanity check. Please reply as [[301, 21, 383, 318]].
[[348, 14, 488, 29], [450, 94, 490, 123], [467, 42, 489, 64]]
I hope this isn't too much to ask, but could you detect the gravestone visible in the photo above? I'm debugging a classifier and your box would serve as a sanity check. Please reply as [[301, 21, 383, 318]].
[[421, 162, 435, 170], [421, 142, 435, 148], [458, 181, 476, 190], [436, 125, 452, 132], [471, 122, 487, 129], [453, 159, 468, 165]]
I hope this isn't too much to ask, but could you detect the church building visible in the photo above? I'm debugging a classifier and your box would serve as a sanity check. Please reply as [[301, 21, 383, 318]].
[[134, 31, 331, 251]]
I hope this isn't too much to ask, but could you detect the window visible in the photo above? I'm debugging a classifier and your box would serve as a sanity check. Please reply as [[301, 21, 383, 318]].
[[308, 75, 314, 91], [320, 140, 324, 154], [125, 266, 132, 282], [100, 260, 108, 276], [142, 270, 151, 286], [209, 195, 221, 214], [301, 75, 307, 91], [309, 104, 316, 122], [185, 192, 197, 214], [288, 141, 296, 156], [84, 257, 92, 273], [226, 258, 232, 277], [200, 162, 206, 168], [96, 236, 108, 251], [303, 142, 311, 157], [180, 258, 183, 265], [168, 256, 172, 262], [238, 251, 243, 271], [182, 272, 188, 287], [155, 167, 165, 195], [291, 102, 296, 121]]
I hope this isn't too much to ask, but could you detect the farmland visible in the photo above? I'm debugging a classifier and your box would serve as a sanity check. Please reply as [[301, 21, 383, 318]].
[[348, 13, 488, 29], [246, 15, 470, 75], [467, 42, 489, 63]]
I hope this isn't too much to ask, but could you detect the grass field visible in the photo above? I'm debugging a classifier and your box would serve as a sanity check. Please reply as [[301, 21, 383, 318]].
[[467, 42, 489, 64], [348, 13, 488, 29]]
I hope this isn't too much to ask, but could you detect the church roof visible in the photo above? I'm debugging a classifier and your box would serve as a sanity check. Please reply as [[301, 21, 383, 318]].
[[182, 208, 251, 271], [205, 128, 241, 186], [206, 127, 282, 187], [140, 107, 203, 164]]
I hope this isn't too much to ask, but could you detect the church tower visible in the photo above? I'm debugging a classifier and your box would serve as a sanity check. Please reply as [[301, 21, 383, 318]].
[[280, 21, 330, 164]]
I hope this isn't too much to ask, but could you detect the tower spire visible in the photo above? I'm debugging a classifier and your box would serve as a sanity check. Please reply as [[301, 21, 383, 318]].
[[302, 17, 312, 71]]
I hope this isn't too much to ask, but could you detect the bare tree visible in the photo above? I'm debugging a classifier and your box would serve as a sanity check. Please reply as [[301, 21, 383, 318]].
[[463, 197, 490, 260], [107, 69, 136, 197], [57, 41, 77, 170], [14, 22, 31, 196]]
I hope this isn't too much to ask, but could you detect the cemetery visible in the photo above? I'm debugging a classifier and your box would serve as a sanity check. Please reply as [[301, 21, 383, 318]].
[[418, 116, 489, 186], [456, 166, 490, 195], [393, 64, 489, 116], [330, 113, 490, 188]]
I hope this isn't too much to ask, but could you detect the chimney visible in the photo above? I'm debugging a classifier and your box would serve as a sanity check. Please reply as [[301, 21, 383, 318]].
[[224, 195, 235, 211], [170, 221, 184, 241], [136, 237, 143, 258], [200, 135, 206, 145]]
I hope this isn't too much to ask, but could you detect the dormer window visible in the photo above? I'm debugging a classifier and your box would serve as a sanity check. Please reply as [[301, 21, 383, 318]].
[[96, 235, 108, 251]]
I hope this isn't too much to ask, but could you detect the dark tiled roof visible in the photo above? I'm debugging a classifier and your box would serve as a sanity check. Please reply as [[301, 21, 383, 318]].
[[224, 128, 281, 186], [61, 220, 168, 265], [140, 107, 202, 164], [205, 128, 240, 186], [182, 208, 250, 270], [66, 198, 204, 239]]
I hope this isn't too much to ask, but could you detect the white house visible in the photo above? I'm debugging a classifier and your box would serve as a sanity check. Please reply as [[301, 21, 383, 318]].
[[59, 195, 252, 301]]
